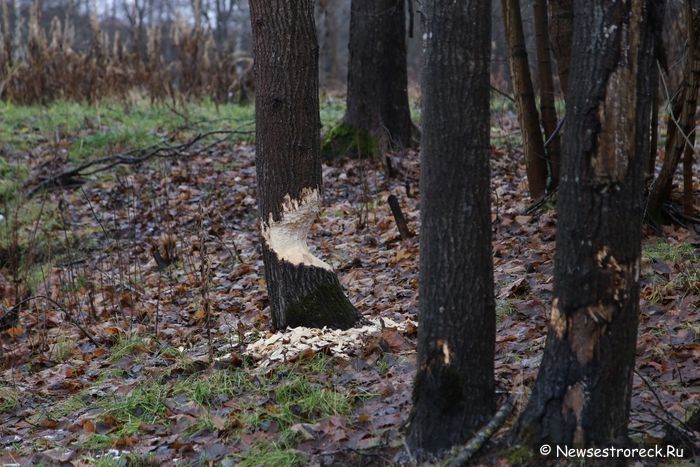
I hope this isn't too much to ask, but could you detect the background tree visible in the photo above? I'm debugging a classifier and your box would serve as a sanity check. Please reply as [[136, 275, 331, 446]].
[[649, 0, 699, 219], [516, 0, 658, 446], [548, 0, 573, 96], [533, 0, 560, 187], [316, 0, 340, 84], [406, 0, 494, 459], [501, 0, 548, 199], [249, 0, 359, 330], [328, 0, 412, 157]]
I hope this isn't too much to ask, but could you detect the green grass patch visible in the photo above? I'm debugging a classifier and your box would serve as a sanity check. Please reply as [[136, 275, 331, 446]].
[[48, 393, 89, 419], [248, 370, 352, 433], [0, 159, 29, 203], [171, 353, 351, 444], [51, 335, 76, 362], [643, 241, 696, 264], [674, 268, 700, 295], [82, 433, 114, 450], [173, 369, 252, 407], [0, 386, 20, 413], [32, 353, 350, 461], [81, 451, 157, 467], [237, 443, 306, 467], [99, 381, 169, 426], [496, 298, 517, 322], [108, 333, 152, 362], [0, 99, 256, 158], [276, 375, 351, 419], [319, 95, 345, 132]]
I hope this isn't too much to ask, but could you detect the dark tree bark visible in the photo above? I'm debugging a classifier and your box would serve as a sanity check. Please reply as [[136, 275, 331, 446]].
[[515, 0, 657, 447], [548, 0, 573, 97], [249, 0, 359, 330], [344, 0, 412, 151], [649, 0, 699, 218], [534, 0, 561, 188], [502, 0, 549, 200], [406, 0, 494, 459], [318, 0, 340, 83]]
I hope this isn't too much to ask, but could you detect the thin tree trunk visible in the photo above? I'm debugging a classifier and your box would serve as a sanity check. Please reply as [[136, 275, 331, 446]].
[[406, 0, 494, 459], [548, 0, 573, 97], [516, 0, 657, 447], [502, 0, 548, 200], [648, 62, 660, 185], [649, 1, 699, 217], [683, 137, 695, 215], [344, 0, 412, 151], [249, 0, 359, 330], [533, 0, 561, 188]]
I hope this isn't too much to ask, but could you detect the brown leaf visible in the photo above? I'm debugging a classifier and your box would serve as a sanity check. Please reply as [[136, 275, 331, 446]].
[[380, 328, 405, 353], [83, 419, 96, 433], [194, 308, 207, 321], [5, 325, 24, 337]]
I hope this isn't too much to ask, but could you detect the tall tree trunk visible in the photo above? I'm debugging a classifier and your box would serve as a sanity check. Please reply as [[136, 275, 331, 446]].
[[515, 0, 657, 447], [406, 0, 494, 459], [318, 0, 339, 83], [649, 1, 700, 217], [249, 0, 359, 330], [548, 0, 573, 97], [344, 0, 412, 151], [502, 0, 548, 200], [533, 0, 561, 188]]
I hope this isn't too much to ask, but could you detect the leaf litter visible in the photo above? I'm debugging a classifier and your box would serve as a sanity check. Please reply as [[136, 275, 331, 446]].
[[0, 113, 698, 465]]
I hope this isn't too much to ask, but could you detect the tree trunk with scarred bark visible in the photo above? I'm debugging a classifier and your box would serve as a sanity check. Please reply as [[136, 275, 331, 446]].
[[502, 0, 548, 199], [250, 0, 359, 330], [405, 0, 494, 460], [515, 0, 657, 448]]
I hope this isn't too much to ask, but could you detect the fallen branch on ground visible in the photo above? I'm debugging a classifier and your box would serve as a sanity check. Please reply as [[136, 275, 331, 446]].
[[445, 397, 515, 467], [26, 128, 255, 198]]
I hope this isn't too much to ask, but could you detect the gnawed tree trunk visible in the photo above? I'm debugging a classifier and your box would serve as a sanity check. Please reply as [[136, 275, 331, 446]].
[[250, 0, 359, 330], [548, 0, 573, 97], [501, 0, 548, 200], [534, 0, 561, 187], [649, 0, 700, 218], [342, 0, 412, 153], [515, 0, 657, 447], [406, 0, 494, 459]]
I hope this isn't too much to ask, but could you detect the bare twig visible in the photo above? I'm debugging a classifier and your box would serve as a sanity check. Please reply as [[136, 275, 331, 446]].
[[26, 129, 254, 198], [8, 295, 99, 346], [634, 369, 698, 443], [490, 84, 516, 102], [658, 63, 697, 159], [544, 114, 566, 149]]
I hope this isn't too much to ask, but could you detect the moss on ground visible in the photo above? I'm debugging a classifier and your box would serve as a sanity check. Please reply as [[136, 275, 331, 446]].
[[321, 122, 378, 160]]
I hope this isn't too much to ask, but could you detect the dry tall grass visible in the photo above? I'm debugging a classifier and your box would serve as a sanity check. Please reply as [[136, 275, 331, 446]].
[[0, 0, 249, 104]]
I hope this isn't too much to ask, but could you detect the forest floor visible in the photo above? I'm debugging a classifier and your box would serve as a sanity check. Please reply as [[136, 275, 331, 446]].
[[0, 98, 698, 466]]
